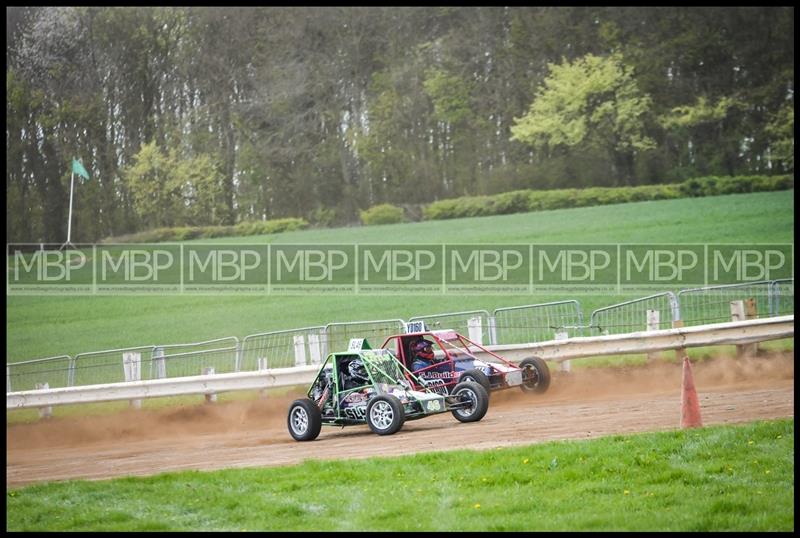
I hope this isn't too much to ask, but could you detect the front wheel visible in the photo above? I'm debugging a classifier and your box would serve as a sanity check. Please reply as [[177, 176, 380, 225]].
[[287, 398, 322, 441], [519, 356, 551, 394], [366, 395, 405, 435], [450, 381, 489, 423]]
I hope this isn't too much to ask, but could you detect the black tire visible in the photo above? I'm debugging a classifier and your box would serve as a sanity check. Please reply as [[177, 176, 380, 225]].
[[366, 395, 405, 435], [287, 398, 323, 441], [458, 368, 492, 396], [519, 356, 551, 394], [450, 381, 489, 423]]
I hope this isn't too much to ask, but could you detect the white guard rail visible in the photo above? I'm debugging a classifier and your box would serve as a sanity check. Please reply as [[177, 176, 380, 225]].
[[7, 366, 318, 410], [7, 315, 793, 410], [481, 315, 794, 363]]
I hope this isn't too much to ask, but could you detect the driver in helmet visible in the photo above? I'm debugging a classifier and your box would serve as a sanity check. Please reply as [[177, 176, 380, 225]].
[[410, 338, 436, 372], [343, 358, 369, 390]]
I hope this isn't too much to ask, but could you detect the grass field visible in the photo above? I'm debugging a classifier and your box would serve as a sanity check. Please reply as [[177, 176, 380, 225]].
[[6, 191, 795, 532], [6, 190, 794, 362], [6, 419, 794, 531]]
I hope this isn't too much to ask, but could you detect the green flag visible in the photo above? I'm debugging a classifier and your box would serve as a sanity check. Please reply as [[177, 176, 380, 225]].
[[71, 159, 90, 182]]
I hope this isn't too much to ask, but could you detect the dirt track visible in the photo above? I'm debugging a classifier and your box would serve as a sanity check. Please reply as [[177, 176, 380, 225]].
[[6, 354, 794, 488]]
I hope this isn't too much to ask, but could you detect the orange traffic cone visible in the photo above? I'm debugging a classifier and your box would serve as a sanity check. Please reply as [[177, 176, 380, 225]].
[[680, 356, 703, 428]]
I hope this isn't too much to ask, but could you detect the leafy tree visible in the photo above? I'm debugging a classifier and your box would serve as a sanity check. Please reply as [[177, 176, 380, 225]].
[[5, 7, 795, 241], [765, 101, 794, 171], [123, 142, 226, 228], [658, 96, 746, 176], [123, 142, 180, 228], [510, 53, 655, 184], [423, 69, 473, 125], [659, 96, 742, 129], [173, 153, 226, 226]]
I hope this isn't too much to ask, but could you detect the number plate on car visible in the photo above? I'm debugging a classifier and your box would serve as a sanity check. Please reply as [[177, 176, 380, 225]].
[[506, 370, 523, 387], [425, 398, 443, 412]]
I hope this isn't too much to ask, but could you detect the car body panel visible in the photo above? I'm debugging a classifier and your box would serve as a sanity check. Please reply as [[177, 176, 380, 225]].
[[306, 348, 459, 427]]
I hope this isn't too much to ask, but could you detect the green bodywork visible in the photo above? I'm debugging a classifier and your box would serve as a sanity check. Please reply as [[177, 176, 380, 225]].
[[307, 348, 447, 426]]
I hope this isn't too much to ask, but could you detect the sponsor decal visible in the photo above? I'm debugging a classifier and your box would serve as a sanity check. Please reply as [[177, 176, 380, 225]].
[[343, 392, 367, 404], [426, 399, 442, 412], [421, 370, 458, 379], [343, 406, 367, 420], [419, 378, 449, 395]]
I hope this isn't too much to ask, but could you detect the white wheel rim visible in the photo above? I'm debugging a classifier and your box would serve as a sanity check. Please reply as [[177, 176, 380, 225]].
[[290, 406, 309, 434], [370, 401, 394, 430]]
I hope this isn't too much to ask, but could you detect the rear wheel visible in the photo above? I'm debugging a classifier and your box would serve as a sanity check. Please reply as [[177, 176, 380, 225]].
[[519, 356, 551, 394], [287, 398, 322, 441], [366, 395, 405, 435], [458, 368, 491, 396], [450, 381, 489, 423]]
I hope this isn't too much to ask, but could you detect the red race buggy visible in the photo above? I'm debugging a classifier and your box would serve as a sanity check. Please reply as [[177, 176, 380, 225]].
[[380, 326, 551, 397]]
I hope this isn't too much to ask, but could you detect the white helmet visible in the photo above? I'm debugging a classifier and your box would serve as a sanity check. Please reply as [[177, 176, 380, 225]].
[[347, 359, 368, 383]]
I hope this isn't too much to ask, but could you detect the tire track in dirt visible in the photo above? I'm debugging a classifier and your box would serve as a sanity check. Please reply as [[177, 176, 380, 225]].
[[6, 353, 794, 487]]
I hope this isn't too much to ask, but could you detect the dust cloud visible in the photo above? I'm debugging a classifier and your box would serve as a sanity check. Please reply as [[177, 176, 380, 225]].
[[8, 352, 792, 452]]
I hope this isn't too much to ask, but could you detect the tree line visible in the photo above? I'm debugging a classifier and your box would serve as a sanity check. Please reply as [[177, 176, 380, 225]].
[[5, 6, 794, 242]]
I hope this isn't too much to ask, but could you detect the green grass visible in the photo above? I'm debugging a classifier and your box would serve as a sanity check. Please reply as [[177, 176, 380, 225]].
[[6, 419, 794, 531], [6, 191, 794, 531], [6, 190, 794, 362], [196, 189, 795, 245]]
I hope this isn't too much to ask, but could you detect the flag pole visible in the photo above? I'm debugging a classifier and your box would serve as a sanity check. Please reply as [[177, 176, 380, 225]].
[[61, 159, 76, 251], [66, 164, 75, 244], [62, 157, 89, 250]]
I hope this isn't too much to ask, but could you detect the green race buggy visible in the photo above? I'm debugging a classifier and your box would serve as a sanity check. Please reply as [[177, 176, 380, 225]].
[[287, 345, 490, 441]]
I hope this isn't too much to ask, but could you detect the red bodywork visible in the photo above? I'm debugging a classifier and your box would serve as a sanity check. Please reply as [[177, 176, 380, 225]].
[[380, 330, 523, 394]]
